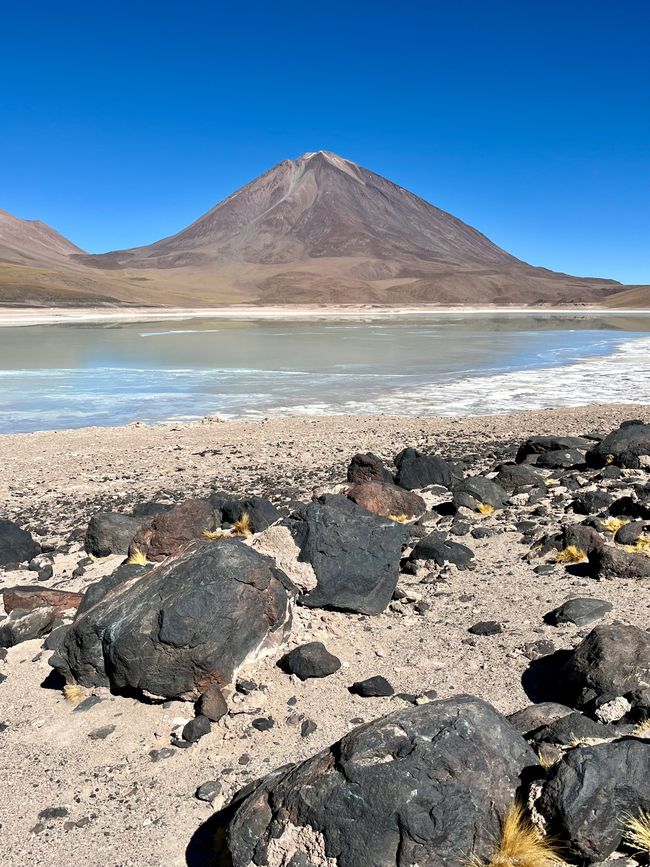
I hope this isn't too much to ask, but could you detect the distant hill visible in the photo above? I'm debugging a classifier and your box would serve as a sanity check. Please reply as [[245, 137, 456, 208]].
[[1, 152, 647, 306]]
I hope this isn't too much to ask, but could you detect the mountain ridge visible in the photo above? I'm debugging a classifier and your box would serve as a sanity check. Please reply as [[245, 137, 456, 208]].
[[1, 151, 647, 307]]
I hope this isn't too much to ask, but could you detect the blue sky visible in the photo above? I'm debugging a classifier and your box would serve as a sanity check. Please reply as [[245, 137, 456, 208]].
[[1, 1, 648, 283]]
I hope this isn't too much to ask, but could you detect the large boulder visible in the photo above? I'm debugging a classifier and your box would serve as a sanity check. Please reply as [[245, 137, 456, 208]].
[[52, 540, 295, 700], [394, 448, 463, 491], [539, 739, 650, 862], [128, 498, 217, 562], [589, 545, 650, 580], [3, 586, 83, 617], [0, 518, 40, 566], [289, 495, 408, 615], [77, 563, 153, 615], [409, 531, 475, 570], [347, 452, 394, 484], [559, 624, 650, 709], [221, 695, 536, 867], [515, 435, 593, 463], [452, 476, 508, 511], [586, 421, 650, 469], [84, 511, 150, 557], [347, 481, 425, 519]]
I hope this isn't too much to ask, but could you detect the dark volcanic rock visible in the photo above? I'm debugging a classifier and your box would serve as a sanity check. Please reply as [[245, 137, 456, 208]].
[[586, 421, 650, 469], [535, 449, 586, 469], [571, 490, 614, 515], [2, 586, 83, 617], [221, 696, 536, 867], [507, 702, 573, 735], [589, 545, 650, 580], [515, 435, 592, 463], [290, 495, 408, 615], [128, 499, 217, 561], [349, 675, 394, 697], [394, 448, 463, 491], [198, 683, 228, 722], [52, 540, 295, 700], [540, 739, 650, 861], [0, 518, 40, 566], [615, 520, 650, 545], [545, 597, 613, 627], [279, 642, 341, 681], [0, 606, 56, 647], [220, 497, 280, 533], [183, 714, 212, 743], [347, 452, 394, 484], [495, 463, 542, 492], [528, 711, 628, 747], [560, 523, 605, 556], [468, 621, 502, 636], [84, 511, 148, 558], [347, 481, 425, 519], [559, 624, 650, 709], [409, 531, 475, 570], [452, 476, 508, 511]]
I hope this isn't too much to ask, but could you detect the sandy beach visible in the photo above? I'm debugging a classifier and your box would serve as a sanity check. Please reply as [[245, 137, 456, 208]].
[[1, 405, 649, 865]]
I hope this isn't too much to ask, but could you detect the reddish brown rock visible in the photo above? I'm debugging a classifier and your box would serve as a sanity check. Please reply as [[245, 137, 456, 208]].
[[128, 499, 217, 562], [3, 585, 83, 617], [347, 481, 425, 519]]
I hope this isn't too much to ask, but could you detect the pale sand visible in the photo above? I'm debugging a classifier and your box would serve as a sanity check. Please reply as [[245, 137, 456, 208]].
[[1, 405, 649, 866], [1, 302, 645, 327]]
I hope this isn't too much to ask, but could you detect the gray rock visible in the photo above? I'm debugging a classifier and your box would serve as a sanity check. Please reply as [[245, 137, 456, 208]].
[[0, 606, 55, 647], [52, 540, 295, 700], [196, 780, 222, 803], [515, 435, 593, 463], [290, 495, 408, 615], [84, 512, 148, 557], [540, 739, 650, 861], [507, 702, 574, 734], [545, 597, 613, 627], [394, 448, 463, 491], [222, 696, 536, 867], [452, 476, 508, 511], [279, 642, 341, 680], [495, 463, 542, 491], [536, 449, 586, 469], [0, 518, 40, 566], [77, 563, 153, 615], [183, 714, 211, 743], [586, 421, 650, 469], [409, 531, 475, 570], [559, 623, 650, 710]]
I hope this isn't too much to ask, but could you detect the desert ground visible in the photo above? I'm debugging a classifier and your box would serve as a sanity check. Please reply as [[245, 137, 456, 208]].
[[1, 406, 649, 866]]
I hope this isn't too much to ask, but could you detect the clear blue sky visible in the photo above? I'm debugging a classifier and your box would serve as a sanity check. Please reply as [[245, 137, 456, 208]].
[[1, 1, 648, 283]]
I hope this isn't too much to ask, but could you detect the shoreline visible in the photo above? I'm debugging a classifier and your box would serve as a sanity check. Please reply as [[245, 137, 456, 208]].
[[2, 303, 650, 326]]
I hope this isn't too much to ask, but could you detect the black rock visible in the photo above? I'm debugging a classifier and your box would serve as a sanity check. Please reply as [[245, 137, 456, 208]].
[[452, 476, 508, 510], [290, 494, 408, 615], [615, 520, 650, 545], [131, 501, 174, 518], [559, 623, 650, 709], [540, 739, 650, 861], [536, 449, 586, 469], [495, 463, 542, 491], [183, 714, 212, 743], [394, 448, 463, 491], [529, 710, 630, 746], [220, 496, 280, 533], [52, 540, 295, 700], [278, 642, 341, 680], [571, 490, 614, 515], [0, 606, 56, 647], [251, 717, 275, 731], [37, 565, 54, 582], [0, 518, 40, 567], [586, 421, 650, 469], [84, 511, 148, 558], [195, 780, 222, 803], [77, 563, 153, 616], [300, 719, 317, 737], [347, 452, 394, 484], [409, 531, 475, 570], [468, 621, 502, 636], [221, 696, 536, 867], [545, 597, 613, 627], [515, 435, 592, 463], [349, 675, 394, 697], [507, 702, 573, 735]]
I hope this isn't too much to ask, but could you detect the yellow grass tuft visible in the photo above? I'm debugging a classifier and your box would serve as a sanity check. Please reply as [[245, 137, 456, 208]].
[[633, 720, 650, 739], [555, 545, 588, 564], [127, 547, 149, 566], [623, 537, 650, 556], [466, 802, 566, 867], [601, 517, 629, 533], [622, 810, 650, 855], [544, 479, 559, 487], [477, 503, 495, 516], [233, 512, 253, 537], [63, 684, 88, 705], [202, 528, 231, 540], [536, 748, 559, 770], [388, 513, 409, 523]]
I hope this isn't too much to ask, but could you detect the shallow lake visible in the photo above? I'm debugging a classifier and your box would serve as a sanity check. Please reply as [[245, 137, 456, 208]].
[[1, 311, 650, 433]]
